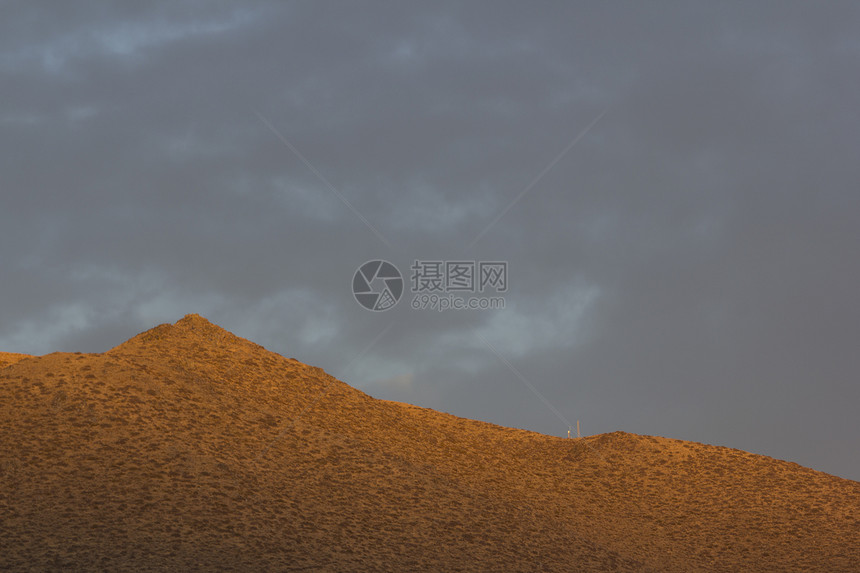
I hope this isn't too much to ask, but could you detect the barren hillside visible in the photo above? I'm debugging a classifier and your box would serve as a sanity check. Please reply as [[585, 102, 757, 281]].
[[0, 352, 30, 369], [1, 315, 858, 571]]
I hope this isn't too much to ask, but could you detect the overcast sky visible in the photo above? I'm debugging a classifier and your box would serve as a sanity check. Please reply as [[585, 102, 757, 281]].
[[2, 1, 858, 480]]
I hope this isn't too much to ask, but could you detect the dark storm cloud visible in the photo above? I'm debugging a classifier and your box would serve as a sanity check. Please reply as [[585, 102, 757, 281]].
[[1, 1, 858, 479]]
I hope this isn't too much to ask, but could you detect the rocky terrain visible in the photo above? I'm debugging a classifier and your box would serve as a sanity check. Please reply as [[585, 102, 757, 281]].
[[1, 315, 858, 571]]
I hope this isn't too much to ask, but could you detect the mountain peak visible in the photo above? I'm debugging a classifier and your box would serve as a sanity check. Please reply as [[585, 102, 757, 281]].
[[172, 313, 230, 338], [177, 312, 213, 326], [108, 314, 249, 355]]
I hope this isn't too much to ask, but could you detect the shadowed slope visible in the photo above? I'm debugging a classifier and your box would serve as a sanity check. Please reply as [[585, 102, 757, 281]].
[[1, 315, 858, 571]]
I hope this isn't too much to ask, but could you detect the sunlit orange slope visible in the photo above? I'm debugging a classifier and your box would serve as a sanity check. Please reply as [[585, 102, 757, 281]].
[[0, 352, 30, 369], [1, 315, 858, 571]]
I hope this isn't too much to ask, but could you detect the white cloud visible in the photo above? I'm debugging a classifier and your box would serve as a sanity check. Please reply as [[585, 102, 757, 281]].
[[453, 282, 601, 358], [0, 303, 91, 354], [389, 182, 496, 233], [1, 7, 261, 74]]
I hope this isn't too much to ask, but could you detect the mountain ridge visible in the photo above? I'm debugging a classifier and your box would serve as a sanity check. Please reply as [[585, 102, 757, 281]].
[[0, 352, 31, 369], [1, 314, 857, 571]]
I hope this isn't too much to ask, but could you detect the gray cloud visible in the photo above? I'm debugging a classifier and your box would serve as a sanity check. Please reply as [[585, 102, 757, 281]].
[[1, 1, 858, 480]]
